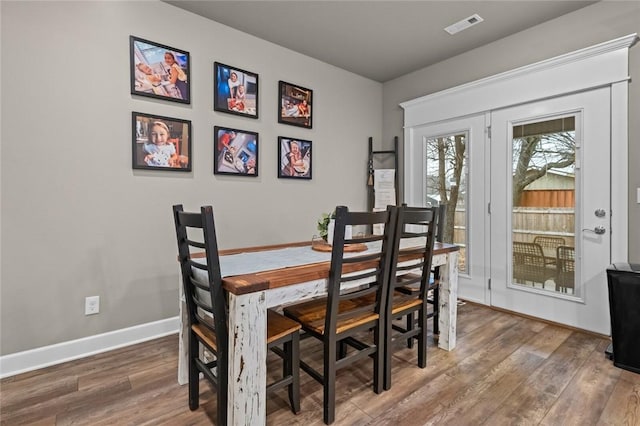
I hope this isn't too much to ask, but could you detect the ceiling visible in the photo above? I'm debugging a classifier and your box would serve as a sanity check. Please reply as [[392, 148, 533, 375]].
[[166, 1, 596, 82]]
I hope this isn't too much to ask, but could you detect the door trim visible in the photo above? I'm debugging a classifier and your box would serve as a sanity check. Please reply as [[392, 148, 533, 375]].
[[611, 81, 629, 262], [402, 34, 636, 275], [405, 115, 488, 304], [401, 34, 636, 126]]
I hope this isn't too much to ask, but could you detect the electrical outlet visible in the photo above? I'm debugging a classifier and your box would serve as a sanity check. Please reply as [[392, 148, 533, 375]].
[[85, 296, 100, 315]]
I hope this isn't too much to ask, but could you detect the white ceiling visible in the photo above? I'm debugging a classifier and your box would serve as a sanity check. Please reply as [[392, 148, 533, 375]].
[[166, 0, 597, 82]]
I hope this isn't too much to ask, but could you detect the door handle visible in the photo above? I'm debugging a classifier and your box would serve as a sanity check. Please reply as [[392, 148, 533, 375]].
[[582, 226, 606, 235]]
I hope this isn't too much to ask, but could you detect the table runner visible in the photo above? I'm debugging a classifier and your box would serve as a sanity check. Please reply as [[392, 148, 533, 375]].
[[195, 237, 425, 278]]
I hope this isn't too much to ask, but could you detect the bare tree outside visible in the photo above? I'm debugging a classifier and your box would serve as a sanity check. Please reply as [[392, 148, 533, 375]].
[[512, 132, 575, 206], [426, 133, 467, 272]]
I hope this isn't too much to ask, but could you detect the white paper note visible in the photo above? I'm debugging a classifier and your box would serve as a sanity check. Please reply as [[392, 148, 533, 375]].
[[374, 169, 396, 209]]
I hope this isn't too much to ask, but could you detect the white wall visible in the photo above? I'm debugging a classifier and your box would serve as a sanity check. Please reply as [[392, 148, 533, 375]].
[[0, 1, 382, 355], [382, 1, 640, 264]]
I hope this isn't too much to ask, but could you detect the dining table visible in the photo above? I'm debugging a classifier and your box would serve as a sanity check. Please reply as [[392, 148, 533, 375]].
[[177, 239, 459, 425]]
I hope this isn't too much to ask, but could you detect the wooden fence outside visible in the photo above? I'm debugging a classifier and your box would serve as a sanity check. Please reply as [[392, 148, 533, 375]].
[[451, 207, 575, 248]]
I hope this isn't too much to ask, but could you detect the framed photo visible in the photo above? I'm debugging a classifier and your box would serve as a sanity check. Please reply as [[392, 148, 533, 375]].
[[132, 112, 191, 171], [278, 81, 312, 129], [214, 62, 259, 118], [130, 36, 190, 104], [214, 126, 258, 176], [278, 137, 312, 179]]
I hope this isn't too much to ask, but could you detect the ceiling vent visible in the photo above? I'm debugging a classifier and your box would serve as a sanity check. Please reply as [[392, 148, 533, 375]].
[[444, 14, 484, 35]]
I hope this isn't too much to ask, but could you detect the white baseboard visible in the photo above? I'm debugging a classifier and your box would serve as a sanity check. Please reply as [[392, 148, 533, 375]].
[[0, 316, 179, 379]]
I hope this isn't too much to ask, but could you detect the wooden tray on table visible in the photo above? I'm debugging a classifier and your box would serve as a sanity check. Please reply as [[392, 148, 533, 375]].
[[311, 240, 367, 252]]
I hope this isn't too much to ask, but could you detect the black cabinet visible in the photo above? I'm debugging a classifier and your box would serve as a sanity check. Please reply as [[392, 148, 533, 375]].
[[607, 262, 640, 373]]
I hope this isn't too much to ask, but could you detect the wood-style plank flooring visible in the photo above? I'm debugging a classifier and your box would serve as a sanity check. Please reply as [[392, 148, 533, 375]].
[[2, 302, 640, 425]]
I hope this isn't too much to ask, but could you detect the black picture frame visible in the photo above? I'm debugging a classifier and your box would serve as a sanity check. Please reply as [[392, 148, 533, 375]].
[[278, 81, 312, 129], [214, 126, 259, 177], [278, 137, 312, 180], [214, 62, 259, 119], [132, 112, 192, 171], [130, 36, 190, 104]]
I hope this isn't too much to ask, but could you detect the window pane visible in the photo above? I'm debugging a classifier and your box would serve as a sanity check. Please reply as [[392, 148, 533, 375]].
[[425, 133, 468, 274], [511, 116, 576, 294]]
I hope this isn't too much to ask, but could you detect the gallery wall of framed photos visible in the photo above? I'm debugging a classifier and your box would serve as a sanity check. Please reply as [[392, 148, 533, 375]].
[[130, 35, 317, 180]]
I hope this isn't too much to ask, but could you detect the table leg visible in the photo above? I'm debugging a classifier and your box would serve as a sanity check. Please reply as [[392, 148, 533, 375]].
[[438, 251, 459, 350], [178, 297, 189, 385], [227, 291, 267, 425], [177, 269, 189, 385]]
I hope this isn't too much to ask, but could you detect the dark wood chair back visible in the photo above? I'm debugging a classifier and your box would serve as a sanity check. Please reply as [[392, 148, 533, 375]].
[[382, 206, 438, 389], [435, 203, 446, 242], [283, 205, 395, 424], [173, 205, 301, 423], [396, 204, 442, 336], [324, 205, 396, 340], [402, 202, 444, 241], [389, 206, 439, 306], [173, 204, 228, 423]]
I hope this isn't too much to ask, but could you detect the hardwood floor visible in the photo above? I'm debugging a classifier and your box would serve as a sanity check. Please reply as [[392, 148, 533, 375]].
[[2, 302, 639, 425]]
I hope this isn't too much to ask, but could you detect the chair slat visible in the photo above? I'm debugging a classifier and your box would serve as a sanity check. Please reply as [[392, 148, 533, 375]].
[[176, 210, 204, 228], [342, 252, 381, 264], [186, 238, 206, 249], [346, 234, 384, 244], [340, 269, 380, 284]]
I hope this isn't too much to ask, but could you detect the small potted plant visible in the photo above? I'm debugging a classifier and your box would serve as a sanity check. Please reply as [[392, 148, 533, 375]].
[[316, 211, 335, 242]]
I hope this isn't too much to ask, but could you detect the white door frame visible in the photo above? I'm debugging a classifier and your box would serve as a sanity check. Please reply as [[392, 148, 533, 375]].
[[408, 114, 489, 303], [401, 34, 636, 305]]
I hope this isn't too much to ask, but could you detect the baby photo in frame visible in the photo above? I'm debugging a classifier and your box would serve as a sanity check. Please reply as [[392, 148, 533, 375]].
[[130, 36, 190, 104], [132, 112, 191, 171], [278, 137, 312, 179], [278, 81, 312, 129], [214, 126, 258, 176], [214, 62, 259, 118]]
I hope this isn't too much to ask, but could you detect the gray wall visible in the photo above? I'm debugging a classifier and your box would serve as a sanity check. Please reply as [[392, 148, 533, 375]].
[[382, 1, 640, 264], [3, 0, 638, 358], [0, 1, 382, 355]]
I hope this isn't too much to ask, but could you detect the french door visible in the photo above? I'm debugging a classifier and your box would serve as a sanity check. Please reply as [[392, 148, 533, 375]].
[[409, 114, 488, 302], [489, 88, 612, 334]]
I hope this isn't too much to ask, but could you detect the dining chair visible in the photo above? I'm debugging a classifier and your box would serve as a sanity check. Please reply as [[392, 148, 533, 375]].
[[283, 205, 396, 425], [533, 235, 566, 266], [173, 205, 301, 425], [399, 204, 446, 347], [512, 241, 556, 288], [556, 245, 575, 292], [383, 205, 438, 390]]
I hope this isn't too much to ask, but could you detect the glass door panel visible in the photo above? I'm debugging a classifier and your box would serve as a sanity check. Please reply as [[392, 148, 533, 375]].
[[407, 113, 487, 303], [425, 133, 468, 274], [511, 117, 576, 295]]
